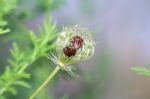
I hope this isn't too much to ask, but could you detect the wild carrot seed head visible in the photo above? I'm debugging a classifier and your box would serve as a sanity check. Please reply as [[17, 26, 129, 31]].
[[50, 25, 94, 73]]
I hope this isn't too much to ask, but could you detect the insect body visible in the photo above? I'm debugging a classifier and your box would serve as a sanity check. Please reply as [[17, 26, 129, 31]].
[[71, 36, 83, 50], [63, 36, 84, 57], [63, 47, 76, 57]]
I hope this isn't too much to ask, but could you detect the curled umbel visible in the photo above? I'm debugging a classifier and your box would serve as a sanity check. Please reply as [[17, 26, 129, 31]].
[[50, 25, 94, 73]]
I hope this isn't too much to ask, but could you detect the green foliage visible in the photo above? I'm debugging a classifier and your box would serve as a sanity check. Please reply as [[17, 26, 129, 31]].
[[0, 0, 64, 35], [11, 0, 65, 22], [0, 0, 67, 98], [131, 66, 150, 77], [0, 0, 65, 98], [0, 28, 10, 34], [0, 0, 18, 36], [37, 0, 65, 11], [0, 0, 18, 26], [0, 19, 57, 98], [29, 18, 56, 58]]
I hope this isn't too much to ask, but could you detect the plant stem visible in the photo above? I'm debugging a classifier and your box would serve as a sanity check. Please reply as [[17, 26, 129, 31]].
[[29, 66, 60, 99]]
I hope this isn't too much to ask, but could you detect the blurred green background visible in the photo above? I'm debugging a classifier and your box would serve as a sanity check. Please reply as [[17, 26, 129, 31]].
[[1, 0, 150, 99]]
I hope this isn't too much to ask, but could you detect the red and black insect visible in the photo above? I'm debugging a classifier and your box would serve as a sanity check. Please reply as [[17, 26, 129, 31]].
[[63, 36, 84, 57], [63, 47, 76, 57], [71, 36, 83, 50]]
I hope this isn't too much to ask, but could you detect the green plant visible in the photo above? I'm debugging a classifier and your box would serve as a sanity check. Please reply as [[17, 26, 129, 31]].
[[0, 0, 18, 26], [131, 66, 150, 77], [0, 0, 68, 98], [0, 28, 10, 34], [0, 21, 95, 99], [37, 0, 65, 11], [0, 0, 18, 35], [0, 0, 96, 99], [0, 18, 56, 98], [29, 25, 94, 99]]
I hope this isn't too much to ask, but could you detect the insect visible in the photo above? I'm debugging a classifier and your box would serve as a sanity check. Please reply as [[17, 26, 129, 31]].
[[71, 36, 83, 50], [63, 36, 84, 57], [63, 47, 76, 57]]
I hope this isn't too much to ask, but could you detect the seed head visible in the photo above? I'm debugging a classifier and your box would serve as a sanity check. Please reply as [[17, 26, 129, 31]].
[[50, 25, 94, 74]]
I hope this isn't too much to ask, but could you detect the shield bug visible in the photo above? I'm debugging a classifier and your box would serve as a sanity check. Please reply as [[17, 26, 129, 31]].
[[63, 47, 77, 57], [71, 36, 83, 50]]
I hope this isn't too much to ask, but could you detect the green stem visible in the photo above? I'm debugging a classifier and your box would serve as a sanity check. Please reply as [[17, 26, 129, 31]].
[[29, 66, 60, 99]]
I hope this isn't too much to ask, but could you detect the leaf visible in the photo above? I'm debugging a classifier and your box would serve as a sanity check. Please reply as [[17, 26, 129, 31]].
[[29, 31, 38, 47], [10, 43, 20, 60], [7, 87, 17, 95], [14, 81, 30, 88], [8, 59, 16, 67], [0, 95, 6, 99], [0, 0, 18, 27], [5, 66, 11, 78], [0, 18, 57, 97], [16, 72, 31, 79], [131, 66, 150, 77], [0, 28, 10, 34]]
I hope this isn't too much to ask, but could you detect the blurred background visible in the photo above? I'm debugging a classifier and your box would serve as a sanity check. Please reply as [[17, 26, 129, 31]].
[[1, 0, 150, 99]]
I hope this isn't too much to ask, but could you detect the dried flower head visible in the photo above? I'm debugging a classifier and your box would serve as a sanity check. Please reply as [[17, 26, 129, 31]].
[[50, 25, 94, 74]]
